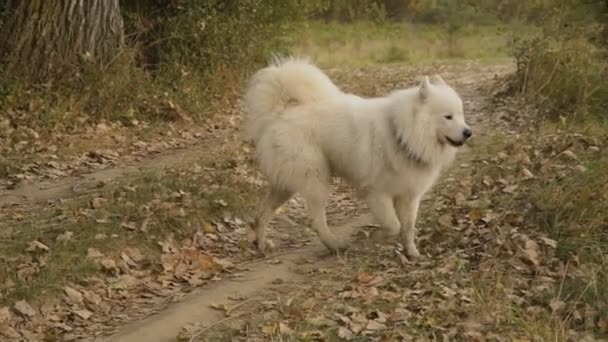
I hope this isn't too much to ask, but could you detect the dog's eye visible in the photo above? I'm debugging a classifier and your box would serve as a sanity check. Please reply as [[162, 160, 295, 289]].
[[444, 114, 453, 120]]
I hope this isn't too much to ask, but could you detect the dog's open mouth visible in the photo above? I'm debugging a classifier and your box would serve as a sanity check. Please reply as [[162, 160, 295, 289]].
[[445, 136, 465, 147]]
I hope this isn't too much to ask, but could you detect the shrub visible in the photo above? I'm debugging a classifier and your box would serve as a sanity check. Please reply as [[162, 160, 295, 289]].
[[510, 1, 608, 122]]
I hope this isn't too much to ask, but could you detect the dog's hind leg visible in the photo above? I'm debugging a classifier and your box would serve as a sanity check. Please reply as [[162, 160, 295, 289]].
[[250, 188, 293, 252], [367, 193, 401, 241], [395, 195, 421, 258], [301, 182, 346, 251]]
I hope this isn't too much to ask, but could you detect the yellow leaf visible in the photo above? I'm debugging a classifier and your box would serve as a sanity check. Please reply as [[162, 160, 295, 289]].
[[468, 208, 484, 222], [261, 323, 276, 336]]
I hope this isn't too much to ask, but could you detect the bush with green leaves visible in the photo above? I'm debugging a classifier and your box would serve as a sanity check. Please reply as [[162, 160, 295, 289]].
[[510, 0, 608, 122]]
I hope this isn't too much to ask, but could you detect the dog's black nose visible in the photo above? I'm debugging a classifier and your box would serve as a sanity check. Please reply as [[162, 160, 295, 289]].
[[463, 128, 472, 139]]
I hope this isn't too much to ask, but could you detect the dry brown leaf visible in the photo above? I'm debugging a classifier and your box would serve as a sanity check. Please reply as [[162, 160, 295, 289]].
[[121, 221, 138, 231], [213, 257, 234, 269], [366, 320, 387, 331], [540, 237, 558, 249], [56, 231, 73, 242], [0, 306, 11, 324], [90, 197, 107, 209], [83, 291, 102, 306], [524, 239, 540, 266], [549, 298, 566, 313], [337, 326, 355, 340], [468, 208, 484, 222], [26, 240, 49, 253], [261, 323, 277, 335], [202, 222, 216, 233], [438, 213, 453, 227], [16, 263, 38, 282], [64, 286, 84, 304], [357, 271, 375, 284], [101, 258, 118, 273], [72, 309, 94, 320], [278, 322, 294, 335], [454, 192, 467, 206], [210, 303, 230, 312], [14, 300, 36, 317], [87, 248, 104, 259], [124, 247, 145, 263]]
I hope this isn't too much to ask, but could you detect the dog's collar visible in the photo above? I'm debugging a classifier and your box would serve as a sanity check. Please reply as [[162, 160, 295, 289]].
[[389, 117, 429, 167]]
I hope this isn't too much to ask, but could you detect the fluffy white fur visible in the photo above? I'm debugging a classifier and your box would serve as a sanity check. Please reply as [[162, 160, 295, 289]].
[[244, 57, 471, 257]]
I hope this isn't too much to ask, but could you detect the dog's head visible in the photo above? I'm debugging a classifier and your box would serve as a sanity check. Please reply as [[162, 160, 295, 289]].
[[417, 75, 471, 148]]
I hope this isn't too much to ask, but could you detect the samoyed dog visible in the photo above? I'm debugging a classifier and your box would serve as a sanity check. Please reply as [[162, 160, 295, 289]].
[[243, 57, 471, 257]]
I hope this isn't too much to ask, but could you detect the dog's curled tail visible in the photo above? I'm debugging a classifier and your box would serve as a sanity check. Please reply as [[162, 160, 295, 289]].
[[244, 56, 341, 141]]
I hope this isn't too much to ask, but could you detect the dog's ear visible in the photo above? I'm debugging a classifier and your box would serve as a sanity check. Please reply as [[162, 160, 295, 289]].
[[418, 76, 431, 101], [430, 75, 447, 86]]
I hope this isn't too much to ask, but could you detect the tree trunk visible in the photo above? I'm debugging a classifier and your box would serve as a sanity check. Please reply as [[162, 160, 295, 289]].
[[0, 0, 124, 82]]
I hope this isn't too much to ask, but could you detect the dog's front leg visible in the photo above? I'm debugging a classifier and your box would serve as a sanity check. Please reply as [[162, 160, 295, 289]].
[[367, 193, 401, 240], [395, 195, 421, 258]]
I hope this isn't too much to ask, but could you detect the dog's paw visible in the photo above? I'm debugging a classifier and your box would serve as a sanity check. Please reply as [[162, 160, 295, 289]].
[[320, 235, 348, 251], [247, 230, 276, 254], [257, 239, 276, 254], [406, 244, 422, 258]]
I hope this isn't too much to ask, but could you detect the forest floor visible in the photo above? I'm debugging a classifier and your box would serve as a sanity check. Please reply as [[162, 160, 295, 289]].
[[1, 61, 606, 342]]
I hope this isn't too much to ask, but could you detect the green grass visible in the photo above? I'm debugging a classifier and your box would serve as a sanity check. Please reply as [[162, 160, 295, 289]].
[[287, 20, 534, 68], [531, 150, 608, 326]]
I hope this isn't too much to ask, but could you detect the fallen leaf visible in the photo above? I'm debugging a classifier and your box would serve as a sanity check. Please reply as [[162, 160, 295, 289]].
[[83, 291, 102, 306], [26, 240, 49, 253], [337, 326, 355, 340], [0, 307, 11, 324], [72, 309, 94, 320], [366, 320, 387, 331], [261, 323, 276, 335], [14, 300, 36, 317], [90, 197, 107, 209], [101, 258, 118, 273], [540, 237, 558, 249], [438, 213, 453, 227], [210, 303, 230, 312], [213, 257, 234, 269], [124, 247, 145, 263], [56, 231, 73, 242], [278, 322, 294, 335], [94, 233, 108, 240], [121, 222, 137, 231], [357, 272, 375, 284], [87, 248, 104, 259], [64, 286, 84, 304], [454, 192, 467, 205], [550, 298, 566, 313], [524, 239, 540, 266], [202, 222, 216, 234]]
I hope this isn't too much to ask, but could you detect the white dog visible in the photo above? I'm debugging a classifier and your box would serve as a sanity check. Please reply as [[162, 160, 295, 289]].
[[243, 57, 471, 257]]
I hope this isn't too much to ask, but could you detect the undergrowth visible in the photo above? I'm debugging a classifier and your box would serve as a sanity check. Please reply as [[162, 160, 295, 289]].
[[510, 0, 608, 123]]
